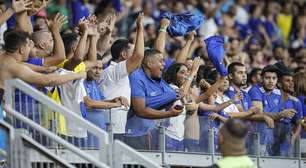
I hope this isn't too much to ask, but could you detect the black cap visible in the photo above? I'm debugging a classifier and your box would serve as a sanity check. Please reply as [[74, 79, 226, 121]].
[[274, 61, 293, 77]]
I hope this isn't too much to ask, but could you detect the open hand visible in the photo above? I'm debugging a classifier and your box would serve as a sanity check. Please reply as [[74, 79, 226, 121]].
[[12, 0, 32, 13], [46, 13, 67, 32]]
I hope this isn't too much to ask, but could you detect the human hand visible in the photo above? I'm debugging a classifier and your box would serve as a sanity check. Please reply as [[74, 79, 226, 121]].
[[78, 17, 90, 34], [208, 113, 220, 121], [190, 57, 201, 76], [248, 106, 260, 114], [160, 18, 170, 28], [186, 31, 196, 42], [116, 96, 129, 109], [185, 101, 198, 112], [280, 109, 296, 118], [28, 0, 50, 16], [263, 115, 274, 128], [11, 0, 32, 13], [168, 104, 184, 117], [136, 12, 144, 29], [46, 13, 67, 32], [199, 79, 211, 90]]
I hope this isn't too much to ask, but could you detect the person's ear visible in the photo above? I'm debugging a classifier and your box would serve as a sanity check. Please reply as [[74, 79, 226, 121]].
[[38, 42, 45, 50], [19, 46, 25, 55], [147, 60, 153, 68], [229, 73, 233, 80], [277, 81, 282, 88], [121, 51, 128, 60]]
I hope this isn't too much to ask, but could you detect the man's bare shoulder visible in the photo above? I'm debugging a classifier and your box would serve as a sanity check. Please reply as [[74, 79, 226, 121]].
[[0, 54, 30, 75]]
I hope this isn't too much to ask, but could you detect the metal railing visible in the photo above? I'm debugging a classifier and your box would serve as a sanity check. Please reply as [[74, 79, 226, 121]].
[[2, 78, 306, 167], [3, 79, 162, 168]]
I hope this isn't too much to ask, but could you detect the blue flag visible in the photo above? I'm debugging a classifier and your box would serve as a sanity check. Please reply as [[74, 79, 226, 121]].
[[113, 0, 122, 12], [161, 12, 205, 37], [204, 36, 228, 76]]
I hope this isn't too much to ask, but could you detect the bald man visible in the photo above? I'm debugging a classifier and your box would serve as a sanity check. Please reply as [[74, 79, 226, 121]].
[[30, 13, 66, 67], [204, 119, 256, 168]]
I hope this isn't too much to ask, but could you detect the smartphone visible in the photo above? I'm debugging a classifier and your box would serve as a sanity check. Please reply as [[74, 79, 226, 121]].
[[174, 105, 184, 110]]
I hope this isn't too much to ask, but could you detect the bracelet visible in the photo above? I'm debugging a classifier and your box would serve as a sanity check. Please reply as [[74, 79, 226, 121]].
[[159, 26, 167, 32]]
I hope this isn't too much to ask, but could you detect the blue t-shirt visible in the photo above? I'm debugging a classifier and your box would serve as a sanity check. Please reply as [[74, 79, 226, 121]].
[[248, 85, 282, 144], [83, 80, 108, 130], [298, 96, 306, 138], [225, 86, 253, 112], [278, 96, 303, 124], [125, 68, 177, 137]]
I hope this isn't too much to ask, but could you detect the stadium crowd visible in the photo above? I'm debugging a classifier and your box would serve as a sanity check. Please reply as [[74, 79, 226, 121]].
[[0, 0, 306, 162]]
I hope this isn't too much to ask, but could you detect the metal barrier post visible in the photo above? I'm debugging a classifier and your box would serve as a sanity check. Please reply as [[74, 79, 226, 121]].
[[106, 108, 113, 167], [159, 120, 168, 168], [255, 132, 260, 168], [208, 128, 215, 164]]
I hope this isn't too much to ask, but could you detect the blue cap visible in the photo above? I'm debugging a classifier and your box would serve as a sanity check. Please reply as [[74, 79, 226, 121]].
[[161, 12, 205, 37], [204, 36, 228, 76]]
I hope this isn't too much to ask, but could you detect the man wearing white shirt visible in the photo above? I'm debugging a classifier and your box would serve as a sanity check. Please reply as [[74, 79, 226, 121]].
[[97, 13, 145, 139]]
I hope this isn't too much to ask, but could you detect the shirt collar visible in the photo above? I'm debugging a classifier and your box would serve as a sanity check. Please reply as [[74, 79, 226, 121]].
[[140, 68, 161, 84], [110, 61, 118, 66]]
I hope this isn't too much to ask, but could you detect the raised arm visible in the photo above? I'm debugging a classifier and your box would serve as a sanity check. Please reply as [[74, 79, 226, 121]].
[[154, 18, 170, 54], [178, 57, 200, 98], [84, 34, 99, 70], [15, 0, 35, 34], [0, 0, 31, 26], [97, 14, 116, 57], [126, 12, 144, 74], [195, 78, 225, 103], [43, 13, 66, 66], [176, 32, 196, 63], [72, 20, 89, 63]]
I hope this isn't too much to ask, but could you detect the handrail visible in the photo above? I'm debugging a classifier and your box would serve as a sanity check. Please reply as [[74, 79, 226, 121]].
[[4, 79, 163, 168], [113, 140, 162, 168], [0, 120, 14, 168], [21, 134, 74, 168], [4, 105, 110, 168], [4, 79, 109, 163]]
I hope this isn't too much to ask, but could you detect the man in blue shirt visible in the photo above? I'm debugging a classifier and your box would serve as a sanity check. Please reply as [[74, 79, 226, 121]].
[[248, 65, 296, 156], [83, 58, 128, 148], [125, 49, 183, 150], [272, 70, 302, 157], [225, 62, 274, 155]]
